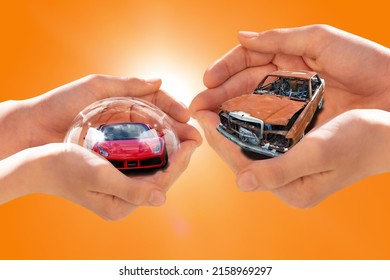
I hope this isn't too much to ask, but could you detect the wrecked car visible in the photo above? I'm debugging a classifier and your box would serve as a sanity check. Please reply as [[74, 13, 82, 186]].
[[217, 70, 325, 157]]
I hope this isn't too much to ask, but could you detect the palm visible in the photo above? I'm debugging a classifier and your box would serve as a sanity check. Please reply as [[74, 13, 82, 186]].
[[192, 32, 390, 173]]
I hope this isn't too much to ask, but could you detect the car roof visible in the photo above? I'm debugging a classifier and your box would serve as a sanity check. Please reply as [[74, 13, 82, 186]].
[[267, 70, 317, 80]]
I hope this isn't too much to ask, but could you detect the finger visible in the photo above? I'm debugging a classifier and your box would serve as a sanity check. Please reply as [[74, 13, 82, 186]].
[[33, 75, 162, 132], [236, 133, 332, 192], [237, 108, 390, 193], [270, 169, 341, 209], [42, 75, 162, 111], [170, 121, 202, 145], [190, 64, 276, 114], [151, 139, 200, 191], [83, 77, 190, 123], [81, 75, 162, 99], [84, 192, 143, 221], [270, 146, 374, 208], [204, 45, 275, 88], [238, 26, 331, 64], [92, 163, 166, 207], [238, 24, 390, 79], [195, 110, 251, 173], [87, 78, 190, 123], [239, 25, 390, 94], [270, 53, 312, 71], [145, 89, 191, 123]]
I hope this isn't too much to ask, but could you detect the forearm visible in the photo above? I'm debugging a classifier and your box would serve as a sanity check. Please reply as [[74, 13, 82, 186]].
[[364, 109, 390, 174], [0, 99, 37, 159], [0, 147, 45, 205]]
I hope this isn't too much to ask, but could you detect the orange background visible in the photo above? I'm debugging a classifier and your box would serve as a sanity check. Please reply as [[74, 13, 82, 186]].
[[1, 0, 390, 259]]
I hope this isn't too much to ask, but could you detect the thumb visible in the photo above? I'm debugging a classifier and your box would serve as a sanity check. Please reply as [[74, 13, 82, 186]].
[[236, 136, 327, 191]]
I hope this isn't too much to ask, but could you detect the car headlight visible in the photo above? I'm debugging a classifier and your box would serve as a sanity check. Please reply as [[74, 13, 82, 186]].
[[238, 127, 260, 145], [97, 145, 109, 157], [153, 142, 162, 154]]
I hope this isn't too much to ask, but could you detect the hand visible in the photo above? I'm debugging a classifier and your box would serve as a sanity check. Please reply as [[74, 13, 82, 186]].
[[190, 25, 390, 207], [0, 142, 198, 220], [0, 75, 201, 219], [192, 25, 390, 121], [0, 75, 193, 159], [237, 109, 390, 208], [0, 126, 200, 220]]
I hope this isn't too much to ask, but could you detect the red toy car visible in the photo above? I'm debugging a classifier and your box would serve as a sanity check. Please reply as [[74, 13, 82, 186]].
[[86, 122, 168, 170]]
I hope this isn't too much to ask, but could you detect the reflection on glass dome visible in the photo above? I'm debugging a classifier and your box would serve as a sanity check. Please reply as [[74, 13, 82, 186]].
[[65, 97, 179, 170]]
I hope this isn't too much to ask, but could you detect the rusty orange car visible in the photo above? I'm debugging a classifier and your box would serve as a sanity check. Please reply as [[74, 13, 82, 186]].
[[217, 70, 325, 157]]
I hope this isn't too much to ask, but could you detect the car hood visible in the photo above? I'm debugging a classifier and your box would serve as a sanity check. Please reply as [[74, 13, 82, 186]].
[[99, 138, 160, 155], [220, 94, 307, 126]]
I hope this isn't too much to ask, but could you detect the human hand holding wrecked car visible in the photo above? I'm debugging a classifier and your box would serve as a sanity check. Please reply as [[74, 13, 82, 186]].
[[190, 24, 390, 207]]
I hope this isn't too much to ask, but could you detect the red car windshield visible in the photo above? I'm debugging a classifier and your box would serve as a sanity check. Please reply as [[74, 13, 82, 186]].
[[101, 123, 155, 141]]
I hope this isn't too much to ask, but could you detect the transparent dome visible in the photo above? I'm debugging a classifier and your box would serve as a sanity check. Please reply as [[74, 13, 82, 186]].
[[65, 97, 179, 170]]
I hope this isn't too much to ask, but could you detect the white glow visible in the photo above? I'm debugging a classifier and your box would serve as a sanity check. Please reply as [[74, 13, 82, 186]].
[[120, 49, 205, 107]]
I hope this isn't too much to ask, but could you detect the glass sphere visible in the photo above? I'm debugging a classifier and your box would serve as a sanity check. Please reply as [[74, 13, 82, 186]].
[[64, 97, 179, 170]]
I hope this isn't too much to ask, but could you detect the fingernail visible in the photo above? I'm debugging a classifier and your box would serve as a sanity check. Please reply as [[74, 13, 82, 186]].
[[145, 78, 162, 84], [238, 31, 259, 38], [148, 190, 166, 206], [237, 171, 258, 191]]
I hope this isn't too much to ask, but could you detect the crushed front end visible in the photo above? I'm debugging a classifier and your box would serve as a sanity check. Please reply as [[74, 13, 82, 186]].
[[217, 111, 291, 157]]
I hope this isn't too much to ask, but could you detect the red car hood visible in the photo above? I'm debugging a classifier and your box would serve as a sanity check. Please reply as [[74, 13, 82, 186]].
[[220, 94, 307, 126], [98, 138, 161, 156]]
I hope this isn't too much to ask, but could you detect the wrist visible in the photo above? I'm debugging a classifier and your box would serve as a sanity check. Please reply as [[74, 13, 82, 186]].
[[0, 143, 71, 205], [360, 109, 390, 174], [0, 99, 36, 159], [0, 146, 46, 204], [376, 113, 390, 172]]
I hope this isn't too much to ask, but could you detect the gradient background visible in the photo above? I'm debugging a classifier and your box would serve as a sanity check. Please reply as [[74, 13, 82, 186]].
[[1, 0, 390, 259]]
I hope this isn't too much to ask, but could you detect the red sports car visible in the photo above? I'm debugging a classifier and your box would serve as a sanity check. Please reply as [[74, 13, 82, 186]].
[[87, 122, 168, 170]]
